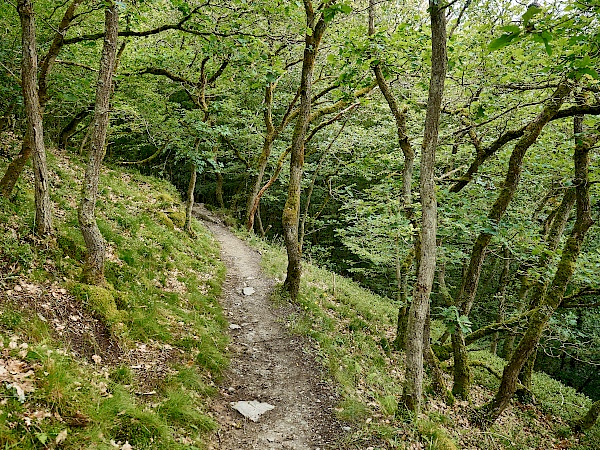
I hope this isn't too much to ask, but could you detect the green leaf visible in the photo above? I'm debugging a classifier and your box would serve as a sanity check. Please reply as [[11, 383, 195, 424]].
[[522, 4, 542, 26], [500, 25, 521, 33], [577, 67, 599, 79], [489, 32, 520, 51], [36, 433, 49, 445]]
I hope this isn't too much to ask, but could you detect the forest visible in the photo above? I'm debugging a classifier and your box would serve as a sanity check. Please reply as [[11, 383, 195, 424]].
[[0, 0, 599, 448]]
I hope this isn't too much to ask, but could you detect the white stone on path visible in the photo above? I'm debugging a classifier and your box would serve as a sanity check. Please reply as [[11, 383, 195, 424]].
[[230, 400, 275, 422], [242, 287, 255, 296]]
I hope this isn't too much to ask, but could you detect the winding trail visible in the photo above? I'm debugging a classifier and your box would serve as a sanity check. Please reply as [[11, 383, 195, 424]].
[[195, 205, 340, 450]]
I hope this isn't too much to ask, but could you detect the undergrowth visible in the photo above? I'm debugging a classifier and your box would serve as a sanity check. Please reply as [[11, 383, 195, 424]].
[[0, 151, 227, 449], [244, 233, 600, 450]]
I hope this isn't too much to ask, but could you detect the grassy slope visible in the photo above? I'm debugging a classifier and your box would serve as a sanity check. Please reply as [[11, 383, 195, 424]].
[[0, 150, 227, 449], [241, 232, 600, 450]]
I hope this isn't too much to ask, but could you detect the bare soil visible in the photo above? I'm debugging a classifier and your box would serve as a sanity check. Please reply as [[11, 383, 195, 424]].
[[195, 205, 343, 450]]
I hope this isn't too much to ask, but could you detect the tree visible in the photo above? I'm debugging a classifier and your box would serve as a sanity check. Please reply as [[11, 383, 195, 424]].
[[401, 0, 447, 414], [1, 0, 84, 198], [282, 1, 333, 300], [78, 0, 119, 285], [17, 0, 52, 235], [482, 99, 597, 423]]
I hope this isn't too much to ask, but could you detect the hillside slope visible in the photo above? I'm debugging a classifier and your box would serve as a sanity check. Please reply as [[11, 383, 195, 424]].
[[0, 151, 227, 449], [1, 150, 598, 449]]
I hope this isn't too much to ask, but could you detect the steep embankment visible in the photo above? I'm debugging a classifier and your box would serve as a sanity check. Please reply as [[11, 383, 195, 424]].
[[0, 151, 228, 449]]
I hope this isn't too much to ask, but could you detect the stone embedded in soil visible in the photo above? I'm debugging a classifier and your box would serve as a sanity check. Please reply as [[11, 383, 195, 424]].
[[229, 324, 242, 330], [230, 400, 275, 422], [242, 287, 255, 296]]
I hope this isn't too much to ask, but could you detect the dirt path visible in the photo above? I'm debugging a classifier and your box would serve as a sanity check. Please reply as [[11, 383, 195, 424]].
[[195, 205, 341, 450]]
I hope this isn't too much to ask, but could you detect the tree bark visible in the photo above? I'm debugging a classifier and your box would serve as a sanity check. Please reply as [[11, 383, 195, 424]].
[[369, 0, 417, 350], [572, 400, 600, 432], [401, 1, 446, 415], [451, 80, 574, 399], [1, 0, 83, 198], [185, 159, 198, 233], [282, 1, 328, 300], [484, 95, 595, 424], [78, 1, 118, 285], [17, 0, 53, 235], [491, 246, 511, 355]]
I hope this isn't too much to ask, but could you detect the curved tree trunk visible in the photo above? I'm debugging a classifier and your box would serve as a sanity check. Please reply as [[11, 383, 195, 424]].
[[78, 1, 118, 285], [484, 96, 595, 424], [401, 1, 446, 415], [18, 0, 53, 235], [368, 0, 417, 350], [451, 80, 574, 399]]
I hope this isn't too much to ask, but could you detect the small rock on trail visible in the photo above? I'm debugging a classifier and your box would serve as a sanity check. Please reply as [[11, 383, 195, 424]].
[[194, 205, 341, 450]]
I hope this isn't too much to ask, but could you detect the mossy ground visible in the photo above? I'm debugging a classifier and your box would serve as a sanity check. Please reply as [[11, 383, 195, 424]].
[[0, 150, 227, 449]]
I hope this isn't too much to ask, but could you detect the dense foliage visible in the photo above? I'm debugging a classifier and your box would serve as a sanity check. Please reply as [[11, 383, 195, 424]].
[[1, 0, 599, 445]]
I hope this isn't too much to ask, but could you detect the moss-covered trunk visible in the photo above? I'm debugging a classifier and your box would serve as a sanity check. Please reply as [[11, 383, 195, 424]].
[[451, 80, 573, 399], [282, 3, 327, 300], [17, 0, 53, 235], [485, 99, 595, 423], [79, 1, 118, 285]]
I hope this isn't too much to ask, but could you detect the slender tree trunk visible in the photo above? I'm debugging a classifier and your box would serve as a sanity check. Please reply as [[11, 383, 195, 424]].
[[58, 104, 93, 151], [451, 80, 574, 399], [17, 0, 53, 235], [491, 246, 511, 355], [368, 0, 417, 350], [1, 0, 82, 197], [185, 139, 199, 233], [484, 97, 594, 424], [401, 1, 446, 415], [185, 163, 198, 233], [246, 81, 276, 230], [0, 133, 33, 198], [78, 1, 118, 285], [282, 3, 327, 300]]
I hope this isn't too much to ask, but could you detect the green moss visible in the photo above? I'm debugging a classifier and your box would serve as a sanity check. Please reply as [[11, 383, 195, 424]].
[[68, 282, 128, 331], [166, 210, 186, 228], [157, 211, 175, 229]]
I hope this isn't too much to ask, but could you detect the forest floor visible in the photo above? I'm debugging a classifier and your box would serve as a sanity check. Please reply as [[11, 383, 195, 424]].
[[195, 204, 344, 450]]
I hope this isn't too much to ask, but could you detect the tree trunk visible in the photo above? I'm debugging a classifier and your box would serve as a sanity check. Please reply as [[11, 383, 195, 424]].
[[1, 0, 83, 198], [282, 3, 328, 300], [185, 152, 198, 233], [401, 1, 446, 415], [451, 80, 574, 399], [572, 400, 600, 432], [246, 81, 276, 230], [18, 0, 53, 235], [58, 105, 93, 151], [78, 1, 118, 285], [0, 133, 33, 198], [369, 0, 418, 351], [484, 94, 594, 424], [491, 246, 511, 355]]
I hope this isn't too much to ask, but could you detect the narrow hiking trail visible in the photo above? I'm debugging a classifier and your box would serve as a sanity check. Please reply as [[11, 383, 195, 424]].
[[194, 205, 342, 450]]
